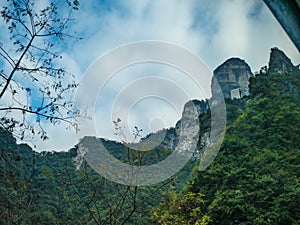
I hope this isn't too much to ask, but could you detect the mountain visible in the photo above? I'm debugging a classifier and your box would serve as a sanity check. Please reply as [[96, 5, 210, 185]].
[[1, 47, 299, 225], [152, 48, 300, 224], [268, 47, 298, 74], [76, 55, 254, 167], [0, 129, 179, 224]]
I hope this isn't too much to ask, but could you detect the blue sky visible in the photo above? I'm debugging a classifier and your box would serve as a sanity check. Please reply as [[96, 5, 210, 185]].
[[1, 0, 299, 151]]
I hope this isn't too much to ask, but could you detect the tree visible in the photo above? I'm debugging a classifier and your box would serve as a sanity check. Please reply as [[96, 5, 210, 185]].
[[151, 191, 211, 225], [0, 0, 81, 142]]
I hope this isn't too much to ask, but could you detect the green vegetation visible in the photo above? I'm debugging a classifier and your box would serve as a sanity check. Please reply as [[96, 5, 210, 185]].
[[0, 52, 299, 224], [0, 127, 199, 224], [151, 191, 210, 225], [152, 67, 300, 224]]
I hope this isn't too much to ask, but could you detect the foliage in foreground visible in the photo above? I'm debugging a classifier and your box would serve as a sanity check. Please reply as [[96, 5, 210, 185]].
[[151, 192, 210, 225], [0, 127, 200, 224]]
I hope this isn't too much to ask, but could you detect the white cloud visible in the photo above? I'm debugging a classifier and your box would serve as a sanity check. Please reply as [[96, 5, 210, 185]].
[[31, 121, 77, 152], [197, 0, 299, 71]]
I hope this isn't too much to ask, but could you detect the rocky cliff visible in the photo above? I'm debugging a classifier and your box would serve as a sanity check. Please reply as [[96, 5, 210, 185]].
[[268, 47, 298, 75], [76, 47, 297, 166], [139, 99, 208, 152], [212, 58, 253, 99]]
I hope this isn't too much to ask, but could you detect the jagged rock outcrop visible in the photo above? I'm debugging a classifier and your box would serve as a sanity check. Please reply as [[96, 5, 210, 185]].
[[268, 47, 298, 74], [267, 47, 300, 98], [140, 99, 208, 151], [212, 58, 253, 99], [76, 48, 297, 168]]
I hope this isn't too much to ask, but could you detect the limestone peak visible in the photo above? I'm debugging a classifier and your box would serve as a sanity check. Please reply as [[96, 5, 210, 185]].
[[212, 57, 253, 99], [268, 47, 297, 74]]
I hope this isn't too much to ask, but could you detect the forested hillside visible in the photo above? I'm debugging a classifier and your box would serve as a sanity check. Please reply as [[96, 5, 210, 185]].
[[1, 48, 299, 225], [0, 126, 200, 224], [151, 49, 300, 225]]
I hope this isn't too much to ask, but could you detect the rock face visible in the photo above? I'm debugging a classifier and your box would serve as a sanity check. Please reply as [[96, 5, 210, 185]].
[[267, 47, 300, 98], [140, 99, 208, 152], [268, 47, 298, 74], [212, 58, 253, 99]]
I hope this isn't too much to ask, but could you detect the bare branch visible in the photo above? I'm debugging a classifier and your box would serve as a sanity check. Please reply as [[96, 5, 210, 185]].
[[0, 36, 35, 99], [0, 0, 82, 141], [0, 106, 78, 129]]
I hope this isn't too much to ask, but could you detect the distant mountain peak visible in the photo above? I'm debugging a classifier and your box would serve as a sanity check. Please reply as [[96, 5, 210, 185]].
[[212, 57, 253, 99], [268, 47, 297, 74], [214, 58, 251, 73]]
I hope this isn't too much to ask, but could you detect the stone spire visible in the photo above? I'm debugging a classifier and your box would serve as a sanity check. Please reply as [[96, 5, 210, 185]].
[[268, 47, 297, 74], [212, 58, 253, 99]]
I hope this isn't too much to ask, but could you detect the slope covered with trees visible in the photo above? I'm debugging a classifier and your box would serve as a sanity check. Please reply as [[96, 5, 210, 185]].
[[1, 48, 299, 225], [151, 50, 300, 225], [0, 126, 200, 224]]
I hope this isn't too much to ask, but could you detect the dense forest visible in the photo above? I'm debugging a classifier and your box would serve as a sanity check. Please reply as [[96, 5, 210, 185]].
[[1, 48, 299, 225]]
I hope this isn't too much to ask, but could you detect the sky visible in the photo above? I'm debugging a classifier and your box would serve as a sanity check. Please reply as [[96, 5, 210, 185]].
[[1, 0, 299, 151]]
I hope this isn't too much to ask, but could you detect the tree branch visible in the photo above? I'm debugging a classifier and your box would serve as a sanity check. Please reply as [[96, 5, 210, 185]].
[[0, 106, 77, 127], [0, 36, 35, 99]]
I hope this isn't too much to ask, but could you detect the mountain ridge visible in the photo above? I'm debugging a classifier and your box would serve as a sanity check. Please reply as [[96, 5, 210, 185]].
[[1, 47, 299, 224]]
